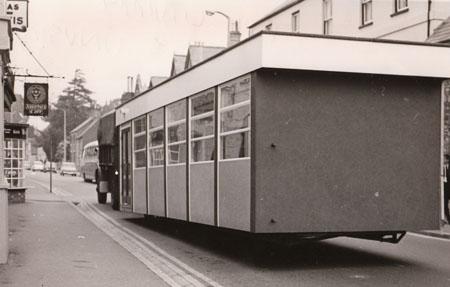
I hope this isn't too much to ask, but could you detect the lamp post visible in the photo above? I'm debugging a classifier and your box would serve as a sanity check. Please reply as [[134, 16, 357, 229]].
[[205, 10, 230, 46]]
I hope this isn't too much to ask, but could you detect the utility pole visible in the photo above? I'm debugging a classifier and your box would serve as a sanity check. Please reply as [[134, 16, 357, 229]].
[[50, 137, 53, 193], [63, 109, 66, 162]]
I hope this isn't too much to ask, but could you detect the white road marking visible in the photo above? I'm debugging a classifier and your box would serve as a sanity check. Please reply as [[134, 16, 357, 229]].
[[27, 177, 223, 287]]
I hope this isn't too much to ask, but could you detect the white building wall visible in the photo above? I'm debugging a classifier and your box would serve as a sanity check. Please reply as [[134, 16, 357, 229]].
[[249, 0, 450, 42]]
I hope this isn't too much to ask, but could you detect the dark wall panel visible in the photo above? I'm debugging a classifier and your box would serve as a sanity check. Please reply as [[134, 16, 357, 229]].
[[167, 165, 187, 220], [190, 163, 215, 225], [219, 159, 251, 231], [253, 69, 442, 233], [133, 168, 147, 214], [148, 167, 165, 217]]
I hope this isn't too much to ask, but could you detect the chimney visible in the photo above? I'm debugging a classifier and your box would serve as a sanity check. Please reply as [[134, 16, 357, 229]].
[[228, 21, 241, 47]]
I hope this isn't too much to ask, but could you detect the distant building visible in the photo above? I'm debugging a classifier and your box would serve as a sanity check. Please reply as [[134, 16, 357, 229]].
[[149, 76, 168, 89], [248, 0, 450, 42], [184, 45, 225, 70], [69, 115, 99, 170], [170, 54, 187, 77]]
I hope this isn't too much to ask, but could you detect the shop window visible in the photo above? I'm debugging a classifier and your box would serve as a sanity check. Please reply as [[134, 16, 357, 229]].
[[4, 139, 25, 188], [148, 108, 164, 167], [190, 89, 215, 163], [167, 100, 187, 165], [219, 76, 251, 160]]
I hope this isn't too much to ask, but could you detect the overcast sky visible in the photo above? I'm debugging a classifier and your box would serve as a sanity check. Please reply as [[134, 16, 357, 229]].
[[10, 0, 285, 129]]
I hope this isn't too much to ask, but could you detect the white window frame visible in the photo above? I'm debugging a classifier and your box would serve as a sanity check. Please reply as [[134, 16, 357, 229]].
[[189, 89, 215, 164], [4, 138, 25, 188], [133, 115, 147, 170], [291, 11, 299, 33], [361, 0, 373, 26], [394, 0, 408, 13], [218, 75, 251, 162], [323, 0, 332, 35], [148, 108, 165, 168]]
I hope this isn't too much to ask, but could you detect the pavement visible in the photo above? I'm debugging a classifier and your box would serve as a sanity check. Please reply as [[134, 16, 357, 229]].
[[416, 221, 450, 240], [0, 181, 167, 287]]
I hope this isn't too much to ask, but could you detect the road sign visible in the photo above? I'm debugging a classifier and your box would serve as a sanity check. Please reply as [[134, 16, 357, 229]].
[[6, 0, 28, 32], [24, 83, 48, 116]]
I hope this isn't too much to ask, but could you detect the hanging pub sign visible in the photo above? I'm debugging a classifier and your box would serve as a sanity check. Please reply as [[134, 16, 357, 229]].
[[24, 83, 48, 116]]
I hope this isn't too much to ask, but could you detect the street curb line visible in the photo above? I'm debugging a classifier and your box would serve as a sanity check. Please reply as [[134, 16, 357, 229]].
[[84, 202, 223, 287], [410, 231, 450, 241]]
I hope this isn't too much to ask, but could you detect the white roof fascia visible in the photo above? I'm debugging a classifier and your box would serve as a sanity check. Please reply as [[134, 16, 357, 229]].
[[116, 36, 263, 126], [116, 33, 450, 126], [261, 33, 450, 79]]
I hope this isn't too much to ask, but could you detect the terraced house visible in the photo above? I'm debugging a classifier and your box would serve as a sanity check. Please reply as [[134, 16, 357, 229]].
[[249, 0, 450, 42]]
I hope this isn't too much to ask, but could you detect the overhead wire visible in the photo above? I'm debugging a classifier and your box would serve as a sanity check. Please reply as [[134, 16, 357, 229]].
[[13, 32, 51, 76]]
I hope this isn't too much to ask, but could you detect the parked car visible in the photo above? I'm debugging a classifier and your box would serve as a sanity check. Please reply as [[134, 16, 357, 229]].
[[31, 161, 44, 172], [44, 162, 57, 173], [60, 162, 78, 176]]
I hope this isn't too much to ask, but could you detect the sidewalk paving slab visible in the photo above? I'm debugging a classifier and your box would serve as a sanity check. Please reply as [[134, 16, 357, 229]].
[[0, 183, 167, 287]]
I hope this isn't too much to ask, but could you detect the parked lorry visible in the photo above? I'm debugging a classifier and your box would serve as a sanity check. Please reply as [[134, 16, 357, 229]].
[[96, 110, 120, 209]]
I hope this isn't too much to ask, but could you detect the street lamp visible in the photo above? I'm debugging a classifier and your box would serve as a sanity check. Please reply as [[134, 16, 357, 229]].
[[205, 10, 230, 46]]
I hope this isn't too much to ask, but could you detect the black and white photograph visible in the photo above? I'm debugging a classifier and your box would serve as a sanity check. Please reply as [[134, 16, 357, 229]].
[[1, 0, 450, 286]]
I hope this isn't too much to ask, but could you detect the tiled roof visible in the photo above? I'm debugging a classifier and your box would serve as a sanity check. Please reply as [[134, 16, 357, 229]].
[[170, 54, 187, 76], [427, 17, 450, 44], [185, 45, 225, 69], [149, 76, 168, 88]]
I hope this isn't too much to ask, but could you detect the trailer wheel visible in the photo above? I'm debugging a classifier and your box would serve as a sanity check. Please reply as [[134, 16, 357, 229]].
[[97, 192, 107, 204]]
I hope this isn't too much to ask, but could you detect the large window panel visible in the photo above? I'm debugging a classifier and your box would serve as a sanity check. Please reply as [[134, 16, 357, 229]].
[[191, 91, 214, 116], [220, 131, 250, 160], [148, 108, 165, 167], [192, 116, 214, 138], [190, 89, 215, 163], [167, 100, 187, 165], [168, 123, 186, 143], [220, 105, 250, 133], [168, 144, 187, 164], [220, 77, 250, 108], [192, 138, 215, 162], [133, 115, 147, 169], [219, 76, 251, 160], [134, 134, 146, 150], [134, 150, 146, 168]]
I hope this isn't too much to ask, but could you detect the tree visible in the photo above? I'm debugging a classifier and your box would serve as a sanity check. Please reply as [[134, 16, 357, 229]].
[[38, 69, 98, 160]]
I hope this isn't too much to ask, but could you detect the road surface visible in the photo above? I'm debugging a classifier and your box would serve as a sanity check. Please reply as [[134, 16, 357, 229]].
[[26, 171, 450, 287]]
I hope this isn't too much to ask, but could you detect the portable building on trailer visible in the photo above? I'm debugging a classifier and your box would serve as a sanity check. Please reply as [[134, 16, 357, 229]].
[[114, 31, 450, 242]]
